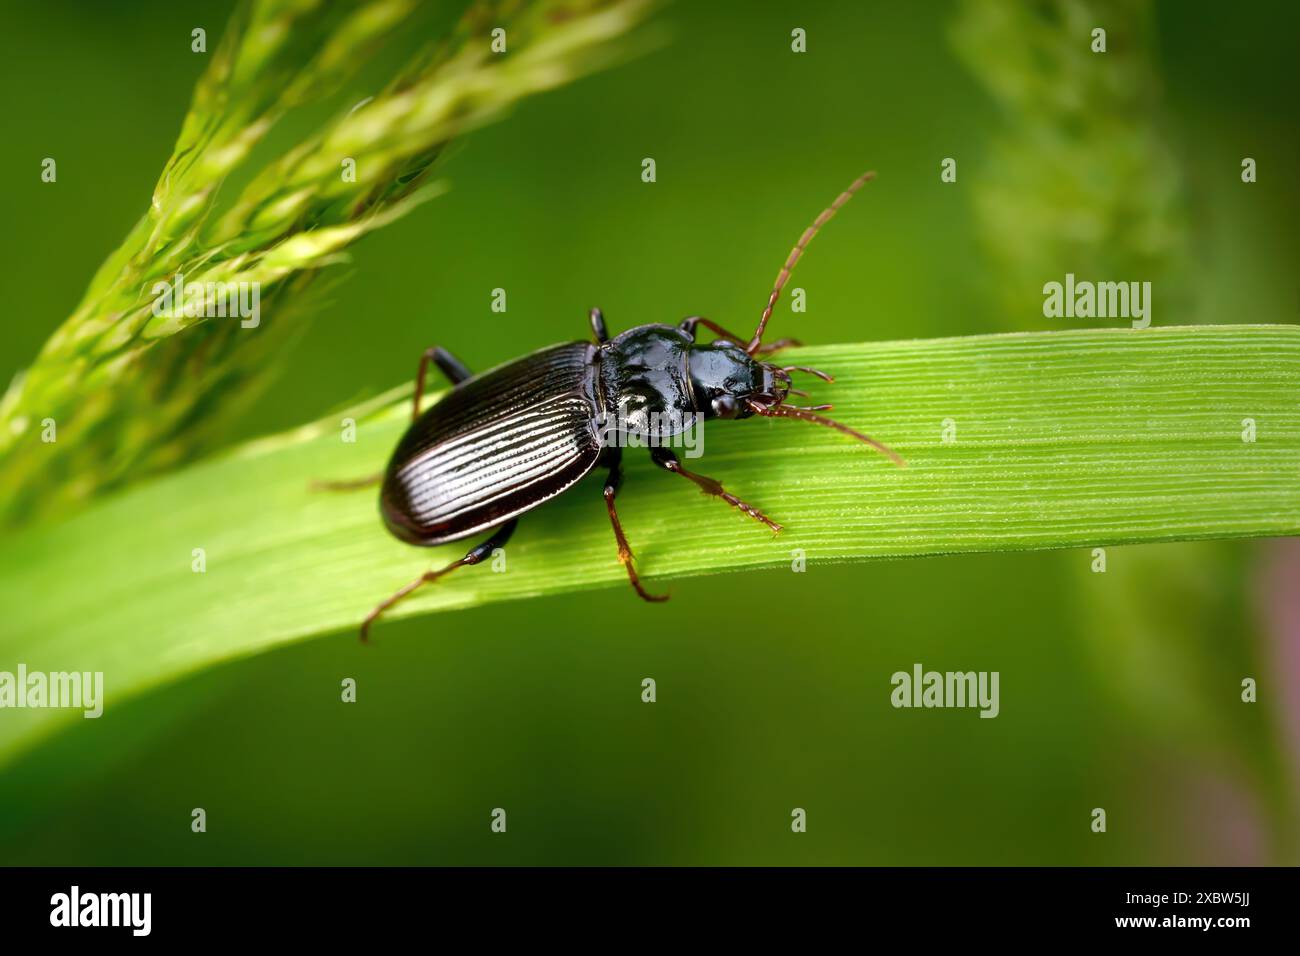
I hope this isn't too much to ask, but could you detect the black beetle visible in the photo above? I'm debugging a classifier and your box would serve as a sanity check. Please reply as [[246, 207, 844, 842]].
[[322, 171, 902, 640]]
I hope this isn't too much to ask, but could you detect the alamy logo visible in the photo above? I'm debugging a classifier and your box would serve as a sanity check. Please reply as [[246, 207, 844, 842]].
[[595, 403, 704, 458], [50, 886, 151, 936], [890, 663, 1000, 718], [0, 664, 103, 718], [1042, 273, 1151, 329], [151, 272, 260, 328]]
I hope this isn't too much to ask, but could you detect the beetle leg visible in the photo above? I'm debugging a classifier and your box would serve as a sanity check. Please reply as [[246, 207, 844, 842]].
[[590, 307, 610, 344], [649, 447, 782, 534], [678, 315, 751, 346], [359, 519, 517, 642], [316, 343, 472, 490], [752, 337, 803, 357], [413, 345, 473, 421], [602, 450, 668, 602], [310, 472, 383, 492]]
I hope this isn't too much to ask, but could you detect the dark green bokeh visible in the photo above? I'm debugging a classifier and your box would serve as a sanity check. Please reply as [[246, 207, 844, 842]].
[[0, 0, 1296, 864]]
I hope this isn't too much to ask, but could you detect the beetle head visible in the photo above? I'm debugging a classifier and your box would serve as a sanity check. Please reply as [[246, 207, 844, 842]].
[[688, 340, 905, 466], [688, 341, 789, 420]]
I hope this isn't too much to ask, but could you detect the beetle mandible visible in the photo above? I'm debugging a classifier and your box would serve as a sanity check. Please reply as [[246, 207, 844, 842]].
[[321, 171, 903, 640]]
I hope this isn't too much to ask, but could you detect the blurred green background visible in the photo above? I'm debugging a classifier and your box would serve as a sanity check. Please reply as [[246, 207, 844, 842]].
[[0, 0, 1297, 864]]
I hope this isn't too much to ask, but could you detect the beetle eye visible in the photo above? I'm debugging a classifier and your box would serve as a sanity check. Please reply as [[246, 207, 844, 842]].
[[711, 394, 739, 418]]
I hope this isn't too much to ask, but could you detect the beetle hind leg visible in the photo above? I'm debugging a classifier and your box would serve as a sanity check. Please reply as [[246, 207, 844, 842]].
[[360, 519, 517, 642]]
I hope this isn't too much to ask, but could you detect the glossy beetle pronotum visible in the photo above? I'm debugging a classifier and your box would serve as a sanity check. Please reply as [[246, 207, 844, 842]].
[[320, 171, 902, 640]]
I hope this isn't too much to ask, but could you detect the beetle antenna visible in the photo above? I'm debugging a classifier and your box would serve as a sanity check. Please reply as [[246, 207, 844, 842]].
[[747, 170, 875, 354], [748, 400, 904, 467]]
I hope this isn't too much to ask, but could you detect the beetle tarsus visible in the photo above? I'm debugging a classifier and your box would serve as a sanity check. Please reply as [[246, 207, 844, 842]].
[[649, 447, 782, 534], [359, 519, 517, 641], [361, 573, 431, 642], [602, 454, 669, 603]]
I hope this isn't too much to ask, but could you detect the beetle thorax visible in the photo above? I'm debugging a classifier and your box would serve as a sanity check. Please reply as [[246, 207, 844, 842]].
[[598, 325, 698, 438]]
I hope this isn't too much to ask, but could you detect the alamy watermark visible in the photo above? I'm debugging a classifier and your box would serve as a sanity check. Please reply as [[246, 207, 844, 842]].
[[1043, 273, 1151, 329], [0, 664, 103, 718], [50, 886, 150, 936], [595, 402, 704, 458], [151, 272, 260, 328], [890, 662, 999, 718]]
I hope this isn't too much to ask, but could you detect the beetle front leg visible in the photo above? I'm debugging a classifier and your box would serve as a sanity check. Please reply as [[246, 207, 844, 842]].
[[360, 519, 517, 642], [601, 449, 668, 602], [649, 447, 782, 534]]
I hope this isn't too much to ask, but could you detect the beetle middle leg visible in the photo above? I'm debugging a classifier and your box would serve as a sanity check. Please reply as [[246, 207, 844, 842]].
[[590, 307, 610, 344], [681, 317, 801, 357], [360, 519, 517, 642], [649, 447, 782, 534], [601, 449, 668, 602]]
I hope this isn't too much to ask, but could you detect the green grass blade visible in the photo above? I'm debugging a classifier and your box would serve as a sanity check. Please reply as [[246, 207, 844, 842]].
[[1, 324, 1297, 762], [0, 0, 653, 528]]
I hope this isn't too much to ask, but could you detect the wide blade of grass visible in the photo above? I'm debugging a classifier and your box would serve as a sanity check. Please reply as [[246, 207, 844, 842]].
[[1, 324, 1297, 762]]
